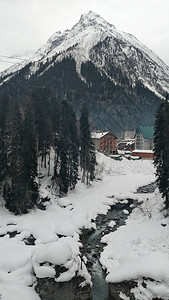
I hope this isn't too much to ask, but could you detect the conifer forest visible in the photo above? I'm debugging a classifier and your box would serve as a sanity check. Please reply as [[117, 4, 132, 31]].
[[0, 91, 96, 215]]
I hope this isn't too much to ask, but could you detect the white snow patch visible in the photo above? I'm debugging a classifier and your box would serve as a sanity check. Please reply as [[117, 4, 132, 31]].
[[108, 221, 116, 228], [1, 152, 166, 299], [119, 292, 130, 300]]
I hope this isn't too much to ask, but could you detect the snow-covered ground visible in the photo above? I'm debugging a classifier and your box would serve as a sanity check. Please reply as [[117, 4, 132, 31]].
[[0, 152, 168, 300]]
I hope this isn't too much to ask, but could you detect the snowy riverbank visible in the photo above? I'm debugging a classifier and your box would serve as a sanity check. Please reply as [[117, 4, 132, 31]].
[[0, 152, 168, 299], [100, 187, 169, 299]]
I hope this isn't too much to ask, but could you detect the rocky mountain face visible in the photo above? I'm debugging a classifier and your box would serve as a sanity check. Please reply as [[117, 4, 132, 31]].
[[0, 11, 168, 136]]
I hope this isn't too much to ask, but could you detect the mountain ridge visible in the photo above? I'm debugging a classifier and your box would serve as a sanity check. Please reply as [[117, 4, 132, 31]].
[[0, 11, 168, 136], [1, 11, 169, 99]]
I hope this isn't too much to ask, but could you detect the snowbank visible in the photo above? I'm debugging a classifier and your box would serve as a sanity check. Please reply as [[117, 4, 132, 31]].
[[100, 186, 169, 299], [106, 252, 169, 283], [0, 152, 159, 299]]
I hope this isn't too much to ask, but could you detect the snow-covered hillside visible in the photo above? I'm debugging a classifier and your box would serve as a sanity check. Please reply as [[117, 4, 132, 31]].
[[0, 52, 34, 78], [0, 11, 169, 97], [0, 153, 169, 299]]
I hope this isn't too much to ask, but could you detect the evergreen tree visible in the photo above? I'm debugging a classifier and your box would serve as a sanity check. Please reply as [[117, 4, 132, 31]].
[[58, 100, 70, 196], [32, 88, 53, 168], [67, 106, 79, 189], [80, 103, 96, 184], [53, 100, 79, 196], [89, 140, 97, 181], [3, 99, 39, 214], [59, 139, 69, 196], [22, 100, 39, 209], [0, 96, 9, 187], [154, 94, 169, 209], [3, 100, 25, 213]]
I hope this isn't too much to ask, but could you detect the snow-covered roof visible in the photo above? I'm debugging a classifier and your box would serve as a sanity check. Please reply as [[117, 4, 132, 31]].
[[132, 150, 154, 153], [126, 141, 135, 145], [91, 131, 109, 139]]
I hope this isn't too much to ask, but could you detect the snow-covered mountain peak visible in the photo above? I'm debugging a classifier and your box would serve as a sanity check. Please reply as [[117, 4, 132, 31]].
[[38, 11, 121, 66], [36, 11, 168, 73], [32, 11, 113, 62], [78, 11, 116, 30], [0, 11, 169, 98]]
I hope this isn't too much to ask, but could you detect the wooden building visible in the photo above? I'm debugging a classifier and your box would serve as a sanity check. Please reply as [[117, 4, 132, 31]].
[[91, 131, 118, 154], [132, 150, 154, 159]]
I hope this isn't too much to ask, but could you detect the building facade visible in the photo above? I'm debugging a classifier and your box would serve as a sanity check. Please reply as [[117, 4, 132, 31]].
[[91, 131, 118, 155], [132, 150, 154, 159], [124, 131, 135, 140], [135, 126, 154, 150]]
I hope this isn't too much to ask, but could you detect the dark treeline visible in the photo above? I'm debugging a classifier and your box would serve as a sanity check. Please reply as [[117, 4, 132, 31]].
[[0, 91, 96, 215], [154, 94, 169, 210], [0, 57, 162, 138]]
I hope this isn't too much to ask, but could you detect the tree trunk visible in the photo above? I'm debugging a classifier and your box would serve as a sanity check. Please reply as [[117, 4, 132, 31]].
[[81, 168, 86, 183], [48, 151, 50, 177]]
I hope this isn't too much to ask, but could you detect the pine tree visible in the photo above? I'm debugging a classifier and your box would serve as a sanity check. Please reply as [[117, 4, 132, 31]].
[[58, 101, 70, 196], [53, 100, 79, 196], [22, 100, 39, 209], [32, 88, 53, 169], [154, 94, 169, 209], [3, 100, 25, 213], [0, 96, 9, 188], [80, 103, 96, 184], [89, 139, 97, 181], [59, 139, 69, 196], [67, 107, 79, 189], [3, 99, 39, 214]]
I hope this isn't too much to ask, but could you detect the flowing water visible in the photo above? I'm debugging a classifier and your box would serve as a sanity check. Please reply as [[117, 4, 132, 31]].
[[81, 182, 157, 299], [34, 182, 157, 300], [81, 200, 134, 300]]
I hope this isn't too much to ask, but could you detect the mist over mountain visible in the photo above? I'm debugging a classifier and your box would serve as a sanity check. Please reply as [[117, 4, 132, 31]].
[[1, 11, 168, 136]]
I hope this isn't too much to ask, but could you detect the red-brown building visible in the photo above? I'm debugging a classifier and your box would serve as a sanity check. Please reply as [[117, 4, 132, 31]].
[[132, 150, 154, 159], [91, 131, 118, 154]]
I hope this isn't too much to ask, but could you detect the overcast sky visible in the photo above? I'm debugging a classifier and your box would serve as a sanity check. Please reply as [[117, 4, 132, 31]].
[[0, 0, 169, 71]]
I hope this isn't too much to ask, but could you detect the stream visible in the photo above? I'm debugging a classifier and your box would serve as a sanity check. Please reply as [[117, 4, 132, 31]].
[[36, 182, 157, 300], [81, 182, 157, 300]]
